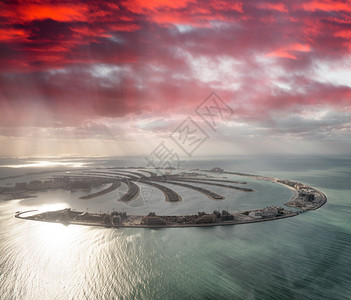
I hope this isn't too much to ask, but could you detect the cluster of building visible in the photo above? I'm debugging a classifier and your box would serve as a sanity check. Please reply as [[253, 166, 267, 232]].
[[278, 179, 317, 208], [165, 181, 224, 200], [2, 176, 112, 193], [80, 181, 121, 199], [142, 174, 227, 200], [212, 210, 235, 221], [119, 181, 140, 202], [69, 209, 128, 226], [139, 181, 181, 202], [15, 178, 70, 191], [32, 208, 128, 226], [210, 167, 224, 173], [141, 212, 167, 225], [141, 210, 235, 226], [110, 211, 128, 225], [278, 179, 304, 190], [247, 206, 285, 219]]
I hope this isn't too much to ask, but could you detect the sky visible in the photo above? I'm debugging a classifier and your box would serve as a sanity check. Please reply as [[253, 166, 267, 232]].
[[1, 0, 351, 159]]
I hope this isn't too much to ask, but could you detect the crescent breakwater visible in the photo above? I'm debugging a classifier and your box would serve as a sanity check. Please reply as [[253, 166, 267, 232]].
[[13, 168, 327, 229]]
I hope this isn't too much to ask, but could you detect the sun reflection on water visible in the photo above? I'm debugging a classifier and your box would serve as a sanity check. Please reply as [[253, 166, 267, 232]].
[[1, 160, 86, 168], [34, 222, 84, 253], [16, 221, 98, 299]]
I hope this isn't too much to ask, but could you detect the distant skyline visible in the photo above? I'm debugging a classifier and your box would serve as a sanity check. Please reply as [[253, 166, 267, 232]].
[[1, 0, 351, 157]]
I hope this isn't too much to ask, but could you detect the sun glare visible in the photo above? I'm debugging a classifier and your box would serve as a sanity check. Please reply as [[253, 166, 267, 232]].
[[37, 223, 79, 245], [1, 161, 86, 168], [34, 218, 87, 255]]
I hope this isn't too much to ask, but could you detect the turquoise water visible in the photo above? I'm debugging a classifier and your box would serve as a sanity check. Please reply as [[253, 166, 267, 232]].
[[0, 156, 350, 299]]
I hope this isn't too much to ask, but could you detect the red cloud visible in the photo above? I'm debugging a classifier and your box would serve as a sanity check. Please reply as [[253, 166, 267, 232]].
[[121, 0, 243, 27], [1, 3, 89, 23], [209, 0, 243, 12], [20, 4, 88, 22], [298, 0, 351, 12], [109, 23, 141, 32], [0, 28, 28, 42], [335, 30, 351, 39], [267, 44, 311, 60], [258, 3, 288, 12], [1, 0, 351, 131], [121, 0, 196, 14]]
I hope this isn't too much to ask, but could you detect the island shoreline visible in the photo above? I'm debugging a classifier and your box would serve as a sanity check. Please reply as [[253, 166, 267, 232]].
[[13, 169, 327, 229]]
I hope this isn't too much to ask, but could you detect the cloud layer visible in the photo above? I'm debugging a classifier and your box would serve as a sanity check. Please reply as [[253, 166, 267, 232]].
[[1, 0, 351, 156]]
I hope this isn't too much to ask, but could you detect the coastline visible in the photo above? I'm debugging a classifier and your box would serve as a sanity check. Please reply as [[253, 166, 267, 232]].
[[15, 209, 299, 229], [12, 169, 327, 229], [274, 180, 299, 202]]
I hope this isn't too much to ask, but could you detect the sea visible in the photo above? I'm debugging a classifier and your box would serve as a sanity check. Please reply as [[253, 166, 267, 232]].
[[0, 155, 350, 300]]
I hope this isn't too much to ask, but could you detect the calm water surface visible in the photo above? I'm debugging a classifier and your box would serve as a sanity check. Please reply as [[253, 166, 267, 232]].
[[0, 156, 350, 300]]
